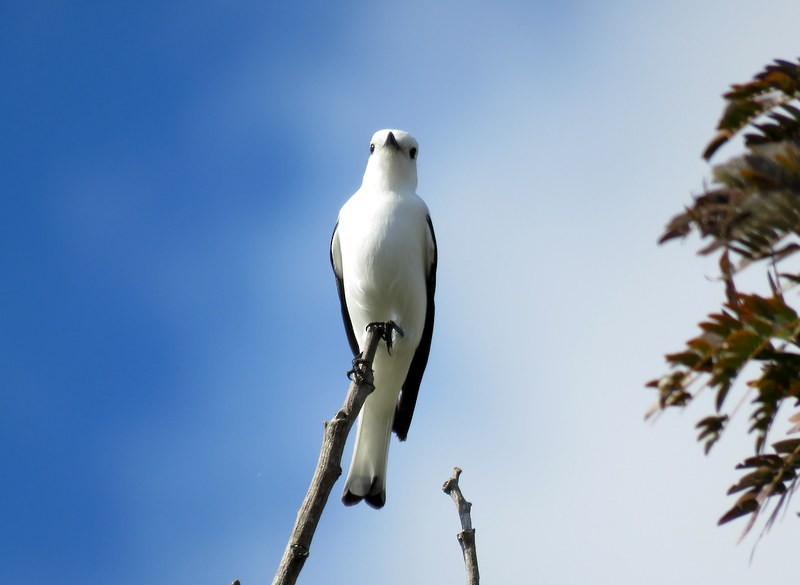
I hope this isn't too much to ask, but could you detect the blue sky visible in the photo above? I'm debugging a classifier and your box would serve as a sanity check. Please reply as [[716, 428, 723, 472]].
[[3, 1, 800, 584]]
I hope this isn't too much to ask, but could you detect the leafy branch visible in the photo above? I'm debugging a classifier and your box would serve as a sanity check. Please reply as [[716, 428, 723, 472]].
[[651, 57, 800, 537], [703, 58, 800, 160]]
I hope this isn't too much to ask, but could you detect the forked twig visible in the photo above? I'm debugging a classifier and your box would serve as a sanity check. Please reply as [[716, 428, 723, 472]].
[[442, 467, 480, 585]]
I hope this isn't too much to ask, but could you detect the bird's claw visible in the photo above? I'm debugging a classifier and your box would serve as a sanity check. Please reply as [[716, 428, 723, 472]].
[[366, 320, 404, 355], [347, 355, 374, 387]]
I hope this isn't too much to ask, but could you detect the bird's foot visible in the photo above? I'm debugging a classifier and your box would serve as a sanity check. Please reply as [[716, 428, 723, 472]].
[[347, 354, 374, 388], [366, 320, 404, 355]]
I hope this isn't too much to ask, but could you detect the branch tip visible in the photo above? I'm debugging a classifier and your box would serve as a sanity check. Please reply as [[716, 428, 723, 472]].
[[442, 467, 480, 585]]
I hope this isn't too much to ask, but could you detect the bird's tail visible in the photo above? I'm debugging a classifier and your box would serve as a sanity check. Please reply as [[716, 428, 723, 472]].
[[342, 398, 394, 509]]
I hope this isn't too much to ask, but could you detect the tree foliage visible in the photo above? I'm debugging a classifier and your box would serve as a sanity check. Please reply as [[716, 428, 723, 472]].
[[650, 57, 800, 538]]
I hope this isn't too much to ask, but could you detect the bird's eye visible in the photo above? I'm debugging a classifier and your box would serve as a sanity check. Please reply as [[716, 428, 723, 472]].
[[369, 143, 375, 154], [409, 147, 417, 160]]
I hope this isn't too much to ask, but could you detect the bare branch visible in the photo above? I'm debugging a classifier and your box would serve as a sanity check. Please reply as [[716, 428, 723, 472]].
[[442, 467, 480, 585], [270, 324, 386, 585]]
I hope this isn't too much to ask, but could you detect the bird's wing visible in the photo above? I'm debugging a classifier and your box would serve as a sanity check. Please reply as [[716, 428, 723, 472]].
[[393, 214, 438, 441], [330, 221, 360, 356]]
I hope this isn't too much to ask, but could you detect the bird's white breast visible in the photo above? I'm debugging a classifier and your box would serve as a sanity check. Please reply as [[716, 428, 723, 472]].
[[337, 189, 429, 347]]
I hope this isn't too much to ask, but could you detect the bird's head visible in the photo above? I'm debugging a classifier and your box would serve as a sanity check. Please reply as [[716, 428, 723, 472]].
[[361, 129, 419, 192]]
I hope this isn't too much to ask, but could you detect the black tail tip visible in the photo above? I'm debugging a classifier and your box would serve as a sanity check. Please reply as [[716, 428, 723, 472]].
[[365, 492, 386, 509], [342, 491, 363, 506], [342, 490, 386, 509]]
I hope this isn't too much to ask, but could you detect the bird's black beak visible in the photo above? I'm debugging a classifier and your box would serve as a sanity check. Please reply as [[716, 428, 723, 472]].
[[384, 131, 400, 150]]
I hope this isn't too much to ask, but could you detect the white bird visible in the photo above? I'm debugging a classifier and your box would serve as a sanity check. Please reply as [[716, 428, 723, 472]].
[[330, 129, 437, 509]]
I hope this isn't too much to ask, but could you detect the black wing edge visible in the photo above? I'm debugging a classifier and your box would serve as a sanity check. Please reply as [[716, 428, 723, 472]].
[[331, 222, 360, 356], [393, 215, 438, 441]]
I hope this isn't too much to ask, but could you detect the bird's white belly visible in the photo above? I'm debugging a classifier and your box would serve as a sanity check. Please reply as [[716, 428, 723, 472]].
[[339, 198, 427, 350]]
